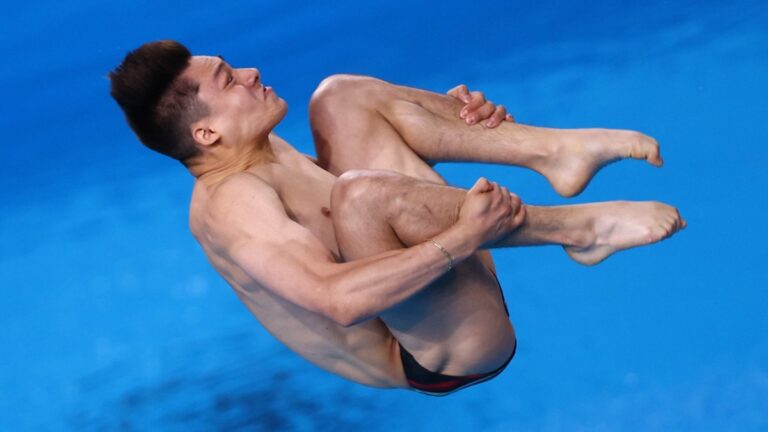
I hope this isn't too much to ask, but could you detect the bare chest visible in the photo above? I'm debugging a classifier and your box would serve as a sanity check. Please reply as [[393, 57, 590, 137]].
[[274, 172, 341, 260]]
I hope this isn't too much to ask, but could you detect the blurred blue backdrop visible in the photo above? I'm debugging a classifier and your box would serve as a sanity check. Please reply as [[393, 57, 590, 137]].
[[1, 0, 766, 430]]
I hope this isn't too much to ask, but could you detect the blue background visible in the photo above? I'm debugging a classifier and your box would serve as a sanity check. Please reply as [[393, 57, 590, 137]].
[[1, 0, 766, 430]]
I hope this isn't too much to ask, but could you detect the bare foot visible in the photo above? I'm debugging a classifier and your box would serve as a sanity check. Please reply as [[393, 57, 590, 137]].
[[564, 201, 686, 266], [538, 129, 663, 197]]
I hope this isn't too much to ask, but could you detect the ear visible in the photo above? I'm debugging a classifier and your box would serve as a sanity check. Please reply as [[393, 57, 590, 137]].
[[191, 119, 221, 147]]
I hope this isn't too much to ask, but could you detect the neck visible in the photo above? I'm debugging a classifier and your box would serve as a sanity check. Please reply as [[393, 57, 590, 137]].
[[188, 135, 275, 186]]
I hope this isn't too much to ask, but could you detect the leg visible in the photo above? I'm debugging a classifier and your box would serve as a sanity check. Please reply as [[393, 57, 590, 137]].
[[330, 170, 515, 376], [333, 170, 685, 265], [330, 170, 684, 374], [310, 75, 662, 197]]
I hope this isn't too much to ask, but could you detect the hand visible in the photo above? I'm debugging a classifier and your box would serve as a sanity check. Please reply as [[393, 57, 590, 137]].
[[457, 177, 526, 248], [447, 84, 515, 129]]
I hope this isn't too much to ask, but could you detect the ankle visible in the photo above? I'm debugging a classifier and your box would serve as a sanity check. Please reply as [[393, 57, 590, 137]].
[[511, 125, 558, 167], [563, 229, 596, 250], [559, 210, 597, 249]]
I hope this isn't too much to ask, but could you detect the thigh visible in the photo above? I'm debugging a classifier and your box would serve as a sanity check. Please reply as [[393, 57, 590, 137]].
[[310, 75, 446, 184]]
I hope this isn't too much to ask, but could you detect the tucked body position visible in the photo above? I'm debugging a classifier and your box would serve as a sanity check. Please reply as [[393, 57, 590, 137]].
[[110, 41, 685, 396]]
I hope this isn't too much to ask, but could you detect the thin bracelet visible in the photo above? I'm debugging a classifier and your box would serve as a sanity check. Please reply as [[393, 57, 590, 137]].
[[429, 239, 454, 271]]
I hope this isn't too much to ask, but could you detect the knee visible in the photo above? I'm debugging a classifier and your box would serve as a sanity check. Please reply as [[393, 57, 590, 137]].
[[310, 75, 389, 169], [331, 169, 399, 215], [331, 169, 378, 209], [310, 74, 381, 116], [311, 74, 357, 105]]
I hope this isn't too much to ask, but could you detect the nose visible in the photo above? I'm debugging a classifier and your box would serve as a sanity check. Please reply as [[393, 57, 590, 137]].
[[243, 68, 260, 87]]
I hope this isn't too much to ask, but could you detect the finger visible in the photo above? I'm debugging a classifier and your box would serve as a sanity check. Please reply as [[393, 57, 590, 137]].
[[500, 186, 511, 212], [490, 182, 503, 205], [463, 91, 487, 116], [470, 177, 492, 193], [466, 102, 496, 125], [510, 202, 526, 228], [499, 185, 509, 202], [484, 105, 507, 128], [509, 192, 521, 214], [505, 113, 515, 123], [446, 84, 463, 97], [447, 84, 471, 104], [489, 180, 500, 194], [449, 85, 473, 117]]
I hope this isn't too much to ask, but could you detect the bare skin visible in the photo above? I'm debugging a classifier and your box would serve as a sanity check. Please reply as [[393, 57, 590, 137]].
[[161, 56, 683, 389], [311, 75, 663, 197], [310, 75, 683, 262]]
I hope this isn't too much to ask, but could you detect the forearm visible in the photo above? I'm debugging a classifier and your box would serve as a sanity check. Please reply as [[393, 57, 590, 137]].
[[325, 225, 477, 326]]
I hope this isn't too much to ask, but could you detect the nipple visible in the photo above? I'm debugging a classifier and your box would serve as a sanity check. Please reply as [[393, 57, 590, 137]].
[[321, 206, 332, 217]]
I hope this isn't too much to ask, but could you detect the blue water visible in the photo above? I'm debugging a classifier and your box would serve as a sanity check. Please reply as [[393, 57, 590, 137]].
[[2, 0, 767, 430]]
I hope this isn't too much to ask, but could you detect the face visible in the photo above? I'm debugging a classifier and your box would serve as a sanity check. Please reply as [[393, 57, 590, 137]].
[[183, 55, 287, 147]]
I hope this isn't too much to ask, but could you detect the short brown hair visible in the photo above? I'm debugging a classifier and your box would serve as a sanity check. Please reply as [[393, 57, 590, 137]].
[[109, 40, 208, 164]]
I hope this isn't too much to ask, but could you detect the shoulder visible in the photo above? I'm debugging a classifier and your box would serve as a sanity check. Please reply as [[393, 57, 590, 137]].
[[206, 171, 288, 222], [210, 171, 277, 205], [203, 172, 287, 248]]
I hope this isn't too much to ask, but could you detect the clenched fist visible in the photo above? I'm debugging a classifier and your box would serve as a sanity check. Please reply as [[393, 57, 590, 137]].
[[457, 177, 526, 248]]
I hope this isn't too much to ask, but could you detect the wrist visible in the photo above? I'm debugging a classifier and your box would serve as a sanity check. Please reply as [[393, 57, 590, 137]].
[[429, 239, 454, 271], [435, 224, 481, 263]]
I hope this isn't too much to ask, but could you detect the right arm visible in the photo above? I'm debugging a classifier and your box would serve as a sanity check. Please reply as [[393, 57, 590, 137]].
[[211, 174, 514, 327]]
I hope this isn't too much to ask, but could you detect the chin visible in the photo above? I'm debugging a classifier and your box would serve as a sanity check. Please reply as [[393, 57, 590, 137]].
[[271, 99, 288, 126], [250, 100, 288, 137]]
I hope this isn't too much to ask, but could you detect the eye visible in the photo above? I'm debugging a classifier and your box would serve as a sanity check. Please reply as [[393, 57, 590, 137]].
[[226, 74, 234, 85]]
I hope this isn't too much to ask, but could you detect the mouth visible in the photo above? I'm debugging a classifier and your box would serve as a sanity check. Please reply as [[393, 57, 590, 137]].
[[262, 85, 272, 100]]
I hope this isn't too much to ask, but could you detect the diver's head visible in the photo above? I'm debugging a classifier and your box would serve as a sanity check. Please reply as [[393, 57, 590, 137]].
[[110, 40, 286, 167]]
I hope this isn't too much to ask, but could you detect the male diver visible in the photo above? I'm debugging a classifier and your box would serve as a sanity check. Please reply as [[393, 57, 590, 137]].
[[110, 40, 685, 395]]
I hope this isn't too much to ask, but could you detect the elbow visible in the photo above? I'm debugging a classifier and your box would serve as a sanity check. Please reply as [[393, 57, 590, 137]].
[[325, 301, 362, 328], [319, 282, 364, 328], [333, 311, 359, 328]]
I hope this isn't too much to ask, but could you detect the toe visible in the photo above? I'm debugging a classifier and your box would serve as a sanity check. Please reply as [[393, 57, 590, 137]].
[[649, 147, 663, 167], [676, 210, 687, 230], [643, 136, 663, 167]]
